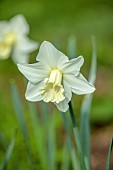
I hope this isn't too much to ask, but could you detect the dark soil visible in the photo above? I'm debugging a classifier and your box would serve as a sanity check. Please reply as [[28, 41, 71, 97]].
[[91, 126, 113, 170]]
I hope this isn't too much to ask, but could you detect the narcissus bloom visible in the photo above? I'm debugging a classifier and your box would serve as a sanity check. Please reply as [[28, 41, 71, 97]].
[[17, 41, 95, 112], [0, 14, 38, 63]]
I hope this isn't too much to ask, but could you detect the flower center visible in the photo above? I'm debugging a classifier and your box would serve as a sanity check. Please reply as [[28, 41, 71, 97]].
[[0, 32, 17, 59], [0, 41, 12, 59], [40, 69, 65, 103], [4, 32, 17, 46]]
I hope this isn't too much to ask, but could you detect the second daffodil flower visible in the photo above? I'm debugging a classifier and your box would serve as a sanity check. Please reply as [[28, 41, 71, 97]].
[[17, 41, 95, 112], [0, 14, 38, 64]]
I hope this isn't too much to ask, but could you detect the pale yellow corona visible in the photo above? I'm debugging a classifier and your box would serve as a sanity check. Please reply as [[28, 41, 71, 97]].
[[41, 69, 65, 103], [0, 32, 17, 59], [0, 41, 11, 59], [4, 32, 17, 46]]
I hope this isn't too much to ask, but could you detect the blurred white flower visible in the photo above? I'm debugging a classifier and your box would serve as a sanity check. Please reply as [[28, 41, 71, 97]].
[[17, 41, 95, 112], [0, 14, 38, 63]]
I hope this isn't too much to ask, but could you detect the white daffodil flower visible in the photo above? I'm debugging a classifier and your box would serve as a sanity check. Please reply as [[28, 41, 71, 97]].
[[0, 14, 38, 63], [17, 41, 95, 112]]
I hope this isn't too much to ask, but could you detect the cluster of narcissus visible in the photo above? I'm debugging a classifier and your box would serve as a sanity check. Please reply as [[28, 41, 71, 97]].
[[0, 14, 95, 112], [0, 14, 38, 64]]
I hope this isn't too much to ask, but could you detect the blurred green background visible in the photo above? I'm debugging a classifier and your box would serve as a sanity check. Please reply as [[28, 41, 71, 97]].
[[0, 0, 113, 169]]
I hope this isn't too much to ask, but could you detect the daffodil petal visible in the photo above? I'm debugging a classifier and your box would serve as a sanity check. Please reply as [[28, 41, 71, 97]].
[[36, 41, 69, 68], [10, 14, 29, 35], [64, 73, 95, 95], [12, 49, 29, 64], [55, 98, 69, 112], [62, 55, 84, 75], [0, 21, 8, 34], [63, 80, 72, 101], [25, 81, 43, 101], [17, 63, 48, 83], [16, 37, 38, 53]]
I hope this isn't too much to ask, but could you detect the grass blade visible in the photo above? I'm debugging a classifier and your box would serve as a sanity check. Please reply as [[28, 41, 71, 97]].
[[80, 37, 97, 170], [105, 137, 113, 170], [0, 131, 16, 170]]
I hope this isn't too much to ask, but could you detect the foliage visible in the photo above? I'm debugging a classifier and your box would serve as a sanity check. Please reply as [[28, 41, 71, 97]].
[[1, 37, 112, 170]]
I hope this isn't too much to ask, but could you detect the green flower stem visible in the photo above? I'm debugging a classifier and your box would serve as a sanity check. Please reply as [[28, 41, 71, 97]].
[[69, 101, 81, 150], [69, 101, 86, 170], [69, 102, 76, 127], [61, 112, 80, 170]]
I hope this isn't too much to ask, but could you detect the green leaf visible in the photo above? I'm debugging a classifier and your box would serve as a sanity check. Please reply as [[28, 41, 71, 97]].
[[61, 112, 80, 170], [67, 35, 77, 59], [105, 137, 113, 170], [80, 37, 97, 170], [89, 36, 97, 84], [40, 102, 56, 170], [40, 101, 48, 124], [10, 81, 29, 141], [61, 142, 70, 170], [0, 131, 16, 170], [68, 102, 86, 170], [0, 132, 8, 150], [10, 81, 34, 170], [73, 126, 86, 170], [28, 102, 49, 170], [47, 112, 56, 170]]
